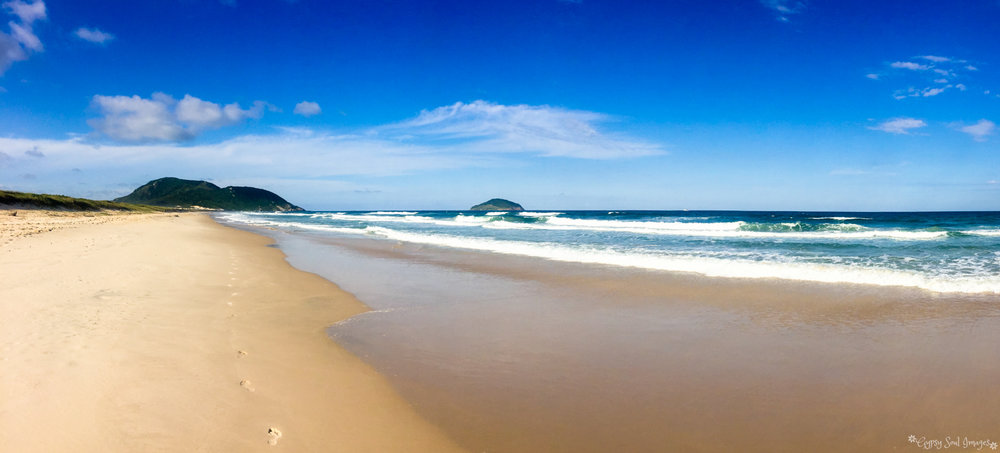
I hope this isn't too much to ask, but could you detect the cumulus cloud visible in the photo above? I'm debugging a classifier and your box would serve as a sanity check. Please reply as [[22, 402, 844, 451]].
[[88, 93, 268, 142], [293, 101, 321, 117], [0, 0, 46, 75], [869, 117, 926, 135], [74, 27, 114, 44], [759, 0, 804, 22], [382, 100, 663, 159], [958, 119, 995, 142], [175, 94, 265, 128]]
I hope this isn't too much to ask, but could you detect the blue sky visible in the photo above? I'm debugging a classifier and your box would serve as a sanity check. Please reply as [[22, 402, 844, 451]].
[[0, 0, 997, 210]]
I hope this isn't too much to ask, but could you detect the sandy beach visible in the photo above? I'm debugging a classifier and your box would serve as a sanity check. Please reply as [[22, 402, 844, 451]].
[[0, 210, 464, 452]]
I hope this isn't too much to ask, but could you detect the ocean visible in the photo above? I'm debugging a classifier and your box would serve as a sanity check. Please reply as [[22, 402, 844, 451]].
[[218, 210, 1000, 294]]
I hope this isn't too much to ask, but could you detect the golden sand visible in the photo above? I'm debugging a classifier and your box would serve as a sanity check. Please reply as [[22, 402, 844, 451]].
[[0, 211, 464, 452]]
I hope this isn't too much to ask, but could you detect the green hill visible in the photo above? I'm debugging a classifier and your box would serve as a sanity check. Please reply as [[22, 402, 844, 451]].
[[469, 198, 524, 211], [0, 189, 169, 212], [114, 177, 303, 212]]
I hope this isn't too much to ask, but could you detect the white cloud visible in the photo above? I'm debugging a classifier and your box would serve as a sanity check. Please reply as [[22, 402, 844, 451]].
[[880, 56, 986, 101], [894, 82, 971, 99], [0, 0, 45, 75], [382, 100, 663, 159], [293, 101, 321, 117], [3, 101, 665, 204], [759, 0, 804, 21], [866, 73, 879, 80], [4, 0, 43, 24], [0, 132, 484, 190], [9, 20, 39, 50], [882, 56, 980, 95], [175, 94, 264, 129], [74, 27, 114, 44], [921, 86, 947, 97], [959, 119, 995, 142], [891, 61, 929, 71], [965, 65, 978, 71], [869, 117, 926, 135], [89, 94, 189, 141], [89, 93, 268, 142]]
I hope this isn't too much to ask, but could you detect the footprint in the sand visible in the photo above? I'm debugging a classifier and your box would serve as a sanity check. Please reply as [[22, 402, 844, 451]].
[[236, 350, 247, 358], [267, 427, 282, 446], [240, 379, 255, 392]]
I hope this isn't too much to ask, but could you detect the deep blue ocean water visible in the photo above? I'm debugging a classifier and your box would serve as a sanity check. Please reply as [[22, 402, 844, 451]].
[[219, 210, 1000, 294]]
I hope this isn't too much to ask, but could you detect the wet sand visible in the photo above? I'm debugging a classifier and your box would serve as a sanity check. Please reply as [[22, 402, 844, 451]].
[[0, 211, 464, 452], [261, 228, 1000, 453]]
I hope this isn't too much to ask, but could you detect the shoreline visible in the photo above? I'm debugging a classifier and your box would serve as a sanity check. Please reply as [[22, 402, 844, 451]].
[[0, 211, 464, 452], [245, 224, 1000, 453]]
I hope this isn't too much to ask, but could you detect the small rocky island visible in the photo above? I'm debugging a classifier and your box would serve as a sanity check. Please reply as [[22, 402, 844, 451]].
[[115, 177, 303, 212], [469, 198, 524, 211]]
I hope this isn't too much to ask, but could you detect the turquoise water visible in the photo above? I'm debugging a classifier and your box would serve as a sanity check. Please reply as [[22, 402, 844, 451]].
[[219, 210, 1000, 293]]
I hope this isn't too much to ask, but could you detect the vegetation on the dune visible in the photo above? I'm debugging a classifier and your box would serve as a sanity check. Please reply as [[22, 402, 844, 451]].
[[0, 190, 170, 212], [114, 177, 303, 212], [469, 198, 524, 211]]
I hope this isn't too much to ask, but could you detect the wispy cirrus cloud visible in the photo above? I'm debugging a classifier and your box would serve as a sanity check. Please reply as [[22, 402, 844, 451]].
[[918, 55, 950, 63], [869, 117, 926, 135], [88, 93, 270, 142], [759, 0, 805, 22], [890, 61, 930, 71], [2, 101, 664, 203], [380, 100, 663, 159], [0, 0, 46, 75], [74, 27, 114, 44], [870, 54, 981, 100], [0, 131, 488, 202]]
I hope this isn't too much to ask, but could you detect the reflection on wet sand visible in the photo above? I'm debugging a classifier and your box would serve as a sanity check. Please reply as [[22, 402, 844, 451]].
[[271, 229, 1000, 453]]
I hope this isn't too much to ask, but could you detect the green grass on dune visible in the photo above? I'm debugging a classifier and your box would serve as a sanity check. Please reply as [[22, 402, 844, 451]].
[[0, 190, 173, 212]]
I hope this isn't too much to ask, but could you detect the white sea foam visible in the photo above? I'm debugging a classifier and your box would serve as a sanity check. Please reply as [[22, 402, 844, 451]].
[[495, 217, 946, 241], [216, 213, 1000, 293], [367, 211, 418, 215], [241, 212, 950, 241], [485, 212, 507, 216], [453, 214, 490, 224], [218, 212, 367, 236], [810, 216, 872, 221], [518, 212, 563, 217], [359, 227, 999, 294], [964, 229, 1000, 237]]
